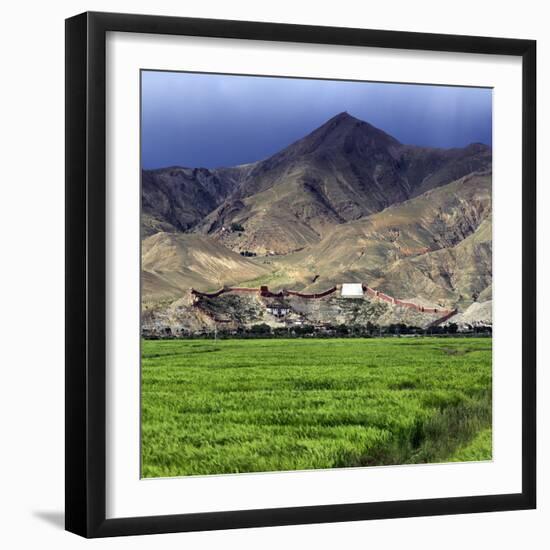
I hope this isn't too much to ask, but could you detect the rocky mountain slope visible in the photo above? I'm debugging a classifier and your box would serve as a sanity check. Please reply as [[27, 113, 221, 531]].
[[141, 232, 269, 303], [141, 113, 493, 326], [141, 164, 253, 237], [143, 112, 491, 254], [448, 300, 492, 328], [197, 113, 491, 255], [251, 172, 492, 308]]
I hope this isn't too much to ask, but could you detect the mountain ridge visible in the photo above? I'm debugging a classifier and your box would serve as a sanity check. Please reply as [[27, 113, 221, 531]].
[[141, 112, 492, 324], [142, 112, 491, 249]]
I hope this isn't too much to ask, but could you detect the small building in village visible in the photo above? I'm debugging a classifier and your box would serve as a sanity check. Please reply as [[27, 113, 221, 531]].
[[266, 305, 291, 317]]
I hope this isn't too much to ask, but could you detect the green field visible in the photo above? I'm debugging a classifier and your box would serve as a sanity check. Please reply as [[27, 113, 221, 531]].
[[141, 337, 492, 477]]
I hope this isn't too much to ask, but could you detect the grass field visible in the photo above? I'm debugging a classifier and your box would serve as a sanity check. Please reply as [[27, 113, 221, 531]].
[[141, 337, 492, 478]]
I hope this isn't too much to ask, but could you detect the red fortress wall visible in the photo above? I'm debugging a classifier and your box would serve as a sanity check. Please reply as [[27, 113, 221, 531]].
[[191, 284, 456, 318]]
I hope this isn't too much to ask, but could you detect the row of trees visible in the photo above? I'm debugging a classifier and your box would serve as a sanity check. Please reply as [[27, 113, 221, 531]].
[[143, 322, 491, 339]]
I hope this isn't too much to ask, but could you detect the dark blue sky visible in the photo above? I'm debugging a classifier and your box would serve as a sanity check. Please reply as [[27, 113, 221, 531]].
[[141, 71, 492, 170]]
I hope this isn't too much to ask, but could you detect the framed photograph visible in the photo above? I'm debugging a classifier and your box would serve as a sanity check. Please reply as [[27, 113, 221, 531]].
[[65, 11, 536, 538]]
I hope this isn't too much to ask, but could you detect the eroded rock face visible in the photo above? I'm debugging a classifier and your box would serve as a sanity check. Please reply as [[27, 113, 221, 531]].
[[141, 167, 241, 237], [448, 301, 493, 329]]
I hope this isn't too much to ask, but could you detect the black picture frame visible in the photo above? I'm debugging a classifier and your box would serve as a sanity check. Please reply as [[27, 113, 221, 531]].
[[65, 11, 536, 538]]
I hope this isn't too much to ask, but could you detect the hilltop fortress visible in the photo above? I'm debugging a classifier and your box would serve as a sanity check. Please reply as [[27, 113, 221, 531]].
[[141, 113, 493, 339], [191, 283, 456, 317], [141, 282, 461, 338]]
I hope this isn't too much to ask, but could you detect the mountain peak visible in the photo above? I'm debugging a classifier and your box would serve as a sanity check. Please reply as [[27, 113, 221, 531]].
[[294, 112, 401, 156], [321, 111, 365, 130], [328, 111, 358, 122]]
